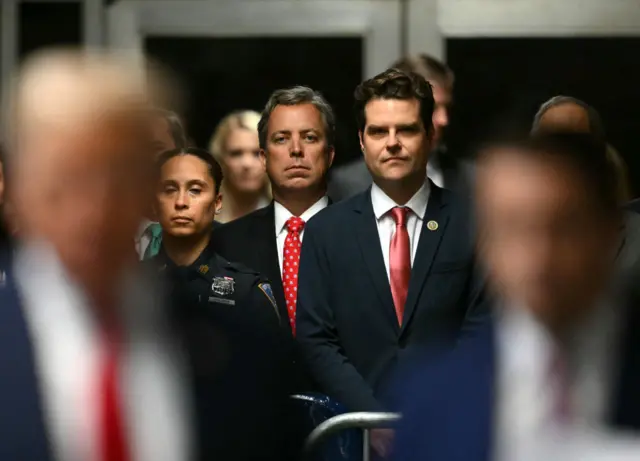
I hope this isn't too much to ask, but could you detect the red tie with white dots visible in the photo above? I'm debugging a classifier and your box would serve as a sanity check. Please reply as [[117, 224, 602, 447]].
[[282, 216, 305, 335]]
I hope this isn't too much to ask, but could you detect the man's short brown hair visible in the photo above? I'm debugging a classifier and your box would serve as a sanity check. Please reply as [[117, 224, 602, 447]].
[[353, 68, 435, 134]]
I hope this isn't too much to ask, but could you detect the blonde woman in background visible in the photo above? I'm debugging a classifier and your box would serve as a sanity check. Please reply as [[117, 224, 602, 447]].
[[209, 110, 271, 223]]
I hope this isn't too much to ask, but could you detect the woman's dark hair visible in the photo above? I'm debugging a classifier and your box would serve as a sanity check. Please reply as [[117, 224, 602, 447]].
[[155, 147, 223, 195]]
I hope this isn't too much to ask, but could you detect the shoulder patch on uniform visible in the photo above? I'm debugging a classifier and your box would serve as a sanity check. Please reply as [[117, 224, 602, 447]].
[[258, 282, 278, 312]]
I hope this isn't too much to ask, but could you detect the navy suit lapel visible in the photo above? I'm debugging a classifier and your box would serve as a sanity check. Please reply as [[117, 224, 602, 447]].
[[258, 203, 289, 326], [354, 190, 398, 329], [401, 184, 450, 334], [0, 275, 53, 460]]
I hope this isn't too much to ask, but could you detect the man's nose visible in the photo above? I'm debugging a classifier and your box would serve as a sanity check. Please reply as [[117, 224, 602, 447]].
[[386, 131, 401, 152], [433, 106, 449, 128], [290, 137, 303, 157]]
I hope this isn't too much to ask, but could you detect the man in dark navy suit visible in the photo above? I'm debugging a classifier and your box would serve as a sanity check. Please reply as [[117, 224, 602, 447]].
[[296, 68, 488, 456], [394, 133, 640, 461]]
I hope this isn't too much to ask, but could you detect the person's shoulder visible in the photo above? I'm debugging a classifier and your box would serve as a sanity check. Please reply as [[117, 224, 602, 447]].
[[307, 190, 368, 229], [214, 204, 272, 236]]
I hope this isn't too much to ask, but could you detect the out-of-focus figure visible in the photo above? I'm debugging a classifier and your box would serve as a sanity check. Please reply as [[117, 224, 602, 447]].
[[209, 110, 271, 224], [530, 95, 639, 278], [136, 108, 187, 261], [328, 54, 473, 200], [393, 133, 640, 461], [0, 47, 275, 461], [147, 147, 295, 461]]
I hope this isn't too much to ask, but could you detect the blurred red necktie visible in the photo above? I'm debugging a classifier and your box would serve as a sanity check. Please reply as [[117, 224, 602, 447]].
[[98, 331, 130, 461]]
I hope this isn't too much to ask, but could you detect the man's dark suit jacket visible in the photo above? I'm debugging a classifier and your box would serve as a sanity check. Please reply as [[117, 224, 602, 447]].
[[296, 183, 488, 412], [211, 203, 289, 330], [0, 263, 293, 461], [393, 298, 640, 461]]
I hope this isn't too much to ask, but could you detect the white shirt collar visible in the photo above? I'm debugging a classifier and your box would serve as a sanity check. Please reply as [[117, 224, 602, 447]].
[[274, 196, 329, 237], [370, 180, 430, 221]]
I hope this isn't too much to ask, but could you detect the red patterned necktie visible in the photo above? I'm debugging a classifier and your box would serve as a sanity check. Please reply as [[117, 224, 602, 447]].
[[389, 207, 411, 325], [283, 216, 305, 335], [98, 331, 130, 461]]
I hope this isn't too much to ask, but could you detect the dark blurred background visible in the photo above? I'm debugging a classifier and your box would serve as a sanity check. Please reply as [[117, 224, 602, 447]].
[[4, 1, 640, 194]]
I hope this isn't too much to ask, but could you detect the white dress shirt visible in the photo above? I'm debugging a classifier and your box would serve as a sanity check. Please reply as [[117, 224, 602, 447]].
[[135, 219, 156, 260], [15, 241, 192, 461], [370, 181, 430, 281], [495, 301, 621, 461], [274, 196, 329, 276]]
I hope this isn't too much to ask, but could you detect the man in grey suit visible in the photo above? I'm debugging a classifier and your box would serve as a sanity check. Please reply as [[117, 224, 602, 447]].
[[328, 54, 473, 201]]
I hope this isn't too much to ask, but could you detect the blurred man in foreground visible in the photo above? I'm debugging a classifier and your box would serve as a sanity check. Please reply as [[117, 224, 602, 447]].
[[394, 133, 640, 461], [0, 48, 275, 461], [531, 95, 639, 281]]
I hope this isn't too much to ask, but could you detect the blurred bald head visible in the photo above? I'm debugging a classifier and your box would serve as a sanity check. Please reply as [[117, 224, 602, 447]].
[[531, 96, 606, 144], [5, 48, 156, 295]]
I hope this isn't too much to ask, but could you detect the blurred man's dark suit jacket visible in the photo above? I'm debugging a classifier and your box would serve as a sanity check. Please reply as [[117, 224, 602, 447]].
[[328, 148, 474, 202], [0, 262, 294, 461], [296, 183, 489, 412], [392, 294, 640, 461]]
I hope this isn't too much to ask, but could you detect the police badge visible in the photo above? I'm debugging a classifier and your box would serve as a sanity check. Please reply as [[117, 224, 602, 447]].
[[212, 276, 235, 296]]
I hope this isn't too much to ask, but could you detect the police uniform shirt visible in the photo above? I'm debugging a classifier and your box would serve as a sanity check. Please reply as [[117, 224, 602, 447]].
[[151, 241, 281, 325], [147, 240, 295, 460]]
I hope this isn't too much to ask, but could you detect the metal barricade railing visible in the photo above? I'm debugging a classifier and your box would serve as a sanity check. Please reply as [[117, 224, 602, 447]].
[[303, 412, 402, 461]]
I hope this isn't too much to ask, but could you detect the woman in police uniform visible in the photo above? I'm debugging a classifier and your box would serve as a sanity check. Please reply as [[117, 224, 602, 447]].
[[150, 147, 295, 460]]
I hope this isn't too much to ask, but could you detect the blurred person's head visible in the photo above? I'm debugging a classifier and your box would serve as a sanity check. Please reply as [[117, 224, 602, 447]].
[[150, 109, 186, 155], [392, 54, 453, 146], [475, 133, 620, 336], [4, 48, 153, 299], [258, 86, 335, 211], [209, 110, 268, 196], [155, 147, 222, 242], [532, 96, 606, 143], [355, 68, 435, 204]]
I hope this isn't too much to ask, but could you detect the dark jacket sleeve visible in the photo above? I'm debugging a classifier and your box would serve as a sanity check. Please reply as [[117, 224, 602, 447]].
[[296, 222, 384, 412]]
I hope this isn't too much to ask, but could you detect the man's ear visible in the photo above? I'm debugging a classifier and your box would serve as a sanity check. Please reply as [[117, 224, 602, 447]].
[[358, 131, 365, 155], [327, 146, 336, 169], [259, 149, 267, 169]]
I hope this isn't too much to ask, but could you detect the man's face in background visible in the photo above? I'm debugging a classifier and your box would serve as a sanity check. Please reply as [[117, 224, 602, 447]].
[[428, 79, 452, 147]]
